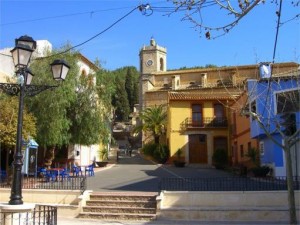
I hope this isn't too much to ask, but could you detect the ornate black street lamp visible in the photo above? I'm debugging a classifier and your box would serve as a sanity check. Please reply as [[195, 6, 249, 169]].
[[0, 35, 70, 205]]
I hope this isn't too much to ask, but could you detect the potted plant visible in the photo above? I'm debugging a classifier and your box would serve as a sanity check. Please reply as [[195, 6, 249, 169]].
[[251, 165, 270, 177], [173, 148, 185, 167], [212, 148, 228, 170], [96, 148, 109, 167]]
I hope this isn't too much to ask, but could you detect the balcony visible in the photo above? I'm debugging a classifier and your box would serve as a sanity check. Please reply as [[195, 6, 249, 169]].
[[181, 117, 228, 129]]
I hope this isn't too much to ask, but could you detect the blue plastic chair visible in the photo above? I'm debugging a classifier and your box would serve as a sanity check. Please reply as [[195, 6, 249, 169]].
[[45, 170, 57, 182], [85, 164, 94, 176], [72, 165, 82, 176], [60, 168, 70, 181], [38, 168, 47, 177], [0, 170, 7, 182]]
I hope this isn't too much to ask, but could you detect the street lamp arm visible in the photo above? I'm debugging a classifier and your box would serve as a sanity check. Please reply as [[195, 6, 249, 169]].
[[0, 83, 58, 97], [24, 84, 58, 97], [0, 83, 21, 96]]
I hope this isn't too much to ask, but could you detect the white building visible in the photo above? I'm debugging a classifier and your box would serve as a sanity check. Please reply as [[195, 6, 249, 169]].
[[0, 40, 102, 168]]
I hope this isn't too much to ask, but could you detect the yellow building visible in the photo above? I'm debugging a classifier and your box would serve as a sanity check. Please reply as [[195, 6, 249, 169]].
[[139, 38, 298, 166], [167, 90, 238, 165]]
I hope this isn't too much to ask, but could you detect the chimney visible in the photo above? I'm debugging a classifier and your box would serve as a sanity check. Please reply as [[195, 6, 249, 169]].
[[259, 62, 272, 78], [172, 75, 180, 90], [201, 73, 207, 87]]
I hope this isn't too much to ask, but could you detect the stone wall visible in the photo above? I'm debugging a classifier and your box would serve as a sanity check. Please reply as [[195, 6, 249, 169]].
[[158, 190, 300, 222]]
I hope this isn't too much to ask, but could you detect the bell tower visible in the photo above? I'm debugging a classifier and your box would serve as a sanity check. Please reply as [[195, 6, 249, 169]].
[[139, 38, 167, 110], [139, 38, 167, 75]]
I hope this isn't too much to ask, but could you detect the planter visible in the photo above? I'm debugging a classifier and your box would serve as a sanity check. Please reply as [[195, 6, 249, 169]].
[[214, 164, 226, 170], [174, 161, 186, 167], [95, 161, 108, 167], [251, 166, 270, 177]]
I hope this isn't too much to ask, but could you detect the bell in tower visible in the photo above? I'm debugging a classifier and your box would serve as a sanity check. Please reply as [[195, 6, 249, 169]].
[[150, 37, 156, 46]]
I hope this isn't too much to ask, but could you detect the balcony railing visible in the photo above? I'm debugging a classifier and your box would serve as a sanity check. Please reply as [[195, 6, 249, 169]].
[[182, 117, 228, 129]]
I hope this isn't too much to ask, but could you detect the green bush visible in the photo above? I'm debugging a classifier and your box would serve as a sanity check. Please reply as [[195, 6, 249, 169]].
[[154, 144, 169, 164], [141, 143, 169, 164], [141, 142, 157, 156], [212, 148, 228, 169]]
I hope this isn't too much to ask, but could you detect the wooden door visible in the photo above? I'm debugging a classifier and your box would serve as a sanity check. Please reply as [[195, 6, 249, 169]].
[[189, 134, 207, 163]]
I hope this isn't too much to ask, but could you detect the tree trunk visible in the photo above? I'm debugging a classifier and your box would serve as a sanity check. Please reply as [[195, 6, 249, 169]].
[[44, 146, 55, 168], [284, 145, 297, 225], [154, 136, 159, 145]]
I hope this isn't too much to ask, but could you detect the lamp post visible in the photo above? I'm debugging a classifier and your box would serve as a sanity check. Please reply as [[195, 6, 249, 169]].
[[0, 35, 70, 205]]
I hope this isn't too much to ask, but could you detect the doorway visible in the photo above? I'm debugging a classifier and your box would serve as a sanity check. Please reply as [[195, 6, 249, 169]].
[[189, 134, 207, 163]]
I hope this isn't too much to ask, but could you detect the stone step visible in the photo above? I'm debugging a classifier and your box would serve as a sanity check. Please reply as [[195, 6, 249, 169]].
[[86, 200, 156, 208], [78, 212, 157, 221], [78, 192, 158, 221], [83, 206, 156, 214], [90, 194, 156, 202]]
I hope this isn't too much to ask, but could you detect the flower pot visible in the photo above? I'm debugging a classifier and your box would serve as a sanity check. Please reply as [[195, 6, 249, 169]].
[[96, 161, 108, 167], [251, 166, 270, 177]]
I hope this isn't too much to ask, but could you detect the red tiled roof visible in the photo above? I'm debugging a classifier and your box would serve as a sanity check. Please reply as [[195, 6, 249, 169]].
[[168, 91, 239, 101]]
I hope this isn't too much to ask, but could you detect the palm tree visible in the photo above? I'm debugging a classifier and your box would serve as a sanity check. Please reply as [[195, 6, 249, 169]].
[[134, 105, 167, 144]]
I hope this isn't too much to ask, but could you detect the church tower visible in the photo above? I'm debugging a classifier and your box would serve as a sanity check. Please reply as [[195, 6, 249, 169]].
[[139, 38, 167, 110]]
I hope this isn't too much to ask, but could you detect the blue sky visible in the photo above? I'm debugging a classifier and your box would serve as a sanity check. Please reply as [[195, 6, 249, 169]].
[[0, 1, 299, 70]]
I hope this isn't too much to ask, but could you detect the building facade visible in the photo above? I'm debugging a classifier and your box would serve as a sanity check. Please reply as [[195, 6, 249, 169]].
[[247, 69, 300, 177], [230, 93, 259, 168], [139, 38, 299, 166]]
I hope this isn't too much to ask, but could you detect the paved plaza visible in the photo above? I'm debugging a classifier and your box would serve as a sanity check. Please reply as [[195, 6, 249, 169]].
[[59, 150, 296, 225]]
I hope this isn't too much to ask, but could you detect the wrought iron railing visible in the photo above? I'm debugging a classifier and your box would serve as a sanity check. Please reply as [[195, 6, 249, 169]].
[[159, 176, 300, 192], [182, 117, 228, 129], [0, 176, 87, 194], [0, 205, 57, 225]]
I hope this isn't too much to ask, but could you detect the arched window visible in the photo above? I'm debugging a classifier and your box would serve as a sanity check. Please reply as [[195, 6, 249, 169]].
[[140, 59, 143, 72], [160, 58, 164, 71], [81, 69, 87, 77]]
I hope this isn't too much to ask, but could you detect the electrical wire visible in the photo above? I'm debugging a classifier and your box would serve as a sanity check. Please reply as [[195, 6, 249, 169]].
[[260, 0, 283, 119], [0, 6, 133, 26], [272, 0, 283, 64], [0, 4, 151, 60], [42, 5, 140, 59]]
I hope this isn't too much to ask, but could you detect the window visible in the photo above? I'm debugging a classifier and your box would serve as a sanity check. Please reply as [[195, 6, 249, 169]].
[[250, 100, 256, 114], [199, 134, 206, 143], [250, 100, 256, 120], [247, 142, 251, 154], [232, 112, 237, 135], [160, 58, 164, 71], [240, 144, 244, 157], [214, 103, 224, 118], [276, 89, 300, 114], [192, 104, 202, 126], [259, 141, 264, 156], [81, 69, 87, 77]]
